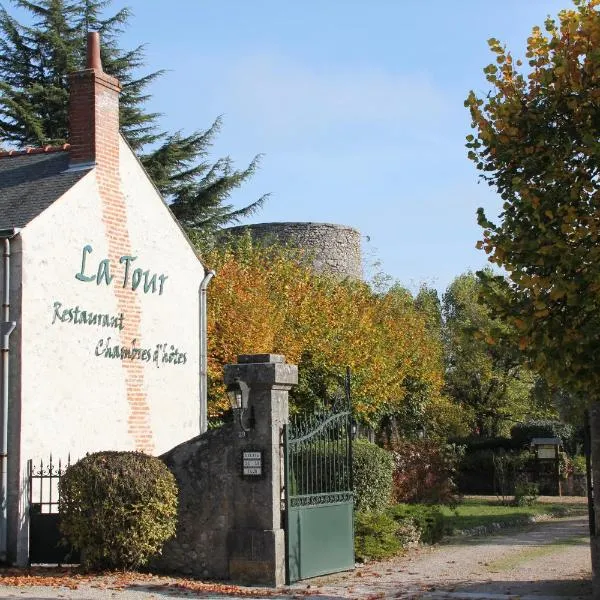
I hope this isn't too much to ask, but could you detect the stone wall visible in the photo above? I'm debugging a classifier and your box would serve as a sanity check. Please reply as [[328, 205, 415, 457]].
[[155, 425, 236, 579], [224, 222, 362, 280], [155, 354, 297, 586]]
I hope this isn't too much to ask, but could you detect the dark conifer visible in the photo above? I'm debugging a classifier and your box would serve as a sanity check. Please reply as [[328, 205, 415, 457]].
[[0, 0, 266, 233]]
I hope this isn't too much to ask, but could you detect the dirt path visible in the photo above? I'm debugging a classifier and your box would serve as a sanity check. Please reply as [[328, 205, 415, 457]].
[[0, 515, 592, 600], [302, 515, 592, 600]]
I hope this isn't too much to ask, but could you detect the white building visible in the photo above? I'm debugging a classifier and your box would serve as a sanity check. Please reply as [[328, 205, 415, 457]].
[[0, 33, 207, 564]]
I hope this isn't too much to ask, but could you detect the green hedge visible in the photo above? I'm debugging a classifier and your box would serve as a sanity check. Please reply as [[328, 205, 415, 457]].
[[354, 511, 402, 562], [353, 439, 394, 512], [59, 451, 178, 570], [510, 420, 575, 451], [387, 503, 445, 544], [354, 503, 445, 562], [287, 439, 393, 512], [450, 436, 518, 452]]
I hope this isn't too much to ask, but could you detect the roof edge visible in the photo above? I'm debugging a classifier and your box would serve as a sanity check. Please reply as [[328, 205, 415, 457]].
[[118, 134, 209, 272], [0, 144, 70, 159]]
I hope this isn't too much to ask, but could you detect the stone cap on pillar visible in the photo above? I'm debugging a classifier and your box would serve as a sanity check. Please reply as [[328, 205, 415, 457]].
[[224, 354, 298, 388], [237, 354, 285, 364]]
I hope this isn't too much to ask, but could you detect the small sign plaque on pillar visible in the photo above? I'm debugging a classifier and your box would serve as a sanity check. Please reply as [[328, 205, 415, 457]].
[[242, 450, 263, 477]]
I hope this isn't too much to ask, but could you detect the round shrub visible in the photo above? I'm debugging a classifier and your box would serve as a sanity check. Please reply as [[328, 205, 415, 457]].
[[59, 451, 178, 570], [353, 439, 393, 512], [354, 511, 402, 562]]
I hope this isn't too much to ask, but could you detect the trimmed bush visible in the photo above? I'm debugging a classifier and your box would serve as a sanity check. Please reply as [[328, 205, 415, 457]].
[[451, 436, 518, 452], [353, 439, 394, 512], [510, 420, 575, 452], [387, 503, 445, 544], [59, 451, 178, 570], [354, 511, 403, 562]]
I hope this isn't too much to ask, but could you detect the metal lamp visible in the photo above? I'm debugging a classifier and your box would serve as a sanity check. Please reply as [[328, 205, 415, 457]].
[[227, 378, 251, 435]]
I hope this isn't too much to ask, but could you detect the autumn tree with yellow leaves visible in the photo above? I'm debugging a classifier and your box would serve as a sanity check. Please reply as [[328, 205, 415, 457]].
[[202, 237, 446, 431], [466, 0, 600, 399], [465, 1, 600, 591]]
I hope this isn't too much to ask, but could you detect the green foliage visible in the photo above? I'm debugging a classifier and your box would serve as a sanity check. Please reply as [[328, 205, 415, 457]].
[[415, 284, 442, 337], [513, 482, 539, 506], [443, 272, 557, 437], [572, 454, 587, 476], [388, 439, 464, 507], [0, 0, 265, 234], [492, 449, 535, 501], [352, 440, 394, 512], [510, 420, 575, 450], [59, 451, 178, 570], [354, 511, 402, 562], [288, 441, 349, 497], [354, 502, 445, 562], [453, 436, 518, 452], [387, 504, 445, 544], [465, 0, 600, 403]]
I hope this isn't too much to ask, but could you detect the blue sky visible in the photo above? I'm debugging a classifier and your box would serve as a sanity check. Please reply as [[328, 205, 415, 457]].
[[116, 2, 566, 292]]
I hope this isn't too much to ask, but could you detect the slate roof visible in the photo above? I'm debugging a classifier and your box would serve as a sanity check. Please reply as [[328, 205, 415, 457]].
[[0, 150, 90, 229]]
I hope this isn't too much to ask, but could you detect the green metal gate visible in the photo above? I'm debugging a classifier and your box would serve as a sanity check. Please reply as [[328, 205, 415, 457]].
[[284, 373, 354, 583]]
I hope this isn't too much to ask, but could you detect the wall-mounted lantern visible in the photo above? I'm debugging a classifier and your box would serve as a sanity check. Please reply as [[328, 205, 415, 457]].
[[227, 378, 252, 436]]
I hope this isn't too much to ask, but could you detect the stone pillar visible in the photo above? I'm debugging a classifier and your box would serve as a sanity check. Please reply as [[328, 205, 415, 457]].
[[224, 354, 297, 587]]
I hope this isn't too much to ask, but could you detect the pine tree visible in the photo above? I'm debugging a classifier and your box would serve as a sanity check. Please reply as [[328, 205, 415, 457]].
[[0, 0, 266, 234]]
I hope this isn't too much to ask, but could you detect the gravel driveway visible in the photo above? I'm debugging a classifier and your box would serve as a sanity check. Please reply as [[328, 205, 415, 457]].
[[305, 514, 592, 600], [0, 515, 592, 600]]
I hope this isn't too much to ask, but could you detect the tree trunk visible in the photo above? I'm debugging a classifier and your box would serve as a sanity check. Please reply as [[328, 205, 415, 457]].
[[589, 403, 600, 599]]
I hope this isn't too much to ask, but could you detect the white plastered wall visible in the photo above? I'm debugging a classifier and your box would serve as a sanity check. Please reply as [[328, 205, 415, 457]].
[[13, 142, 206, 563]]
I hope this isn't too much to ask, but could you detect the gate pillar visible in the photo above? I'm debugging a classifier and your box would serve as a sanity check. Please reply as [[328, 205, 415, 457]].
[[224, 354, 297, 587]]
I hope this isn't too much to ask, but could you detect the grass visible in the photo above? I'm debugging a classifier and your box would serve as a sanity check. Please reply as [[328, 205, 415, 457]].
[[486, 536, 590, 571], [441, 497, 588, 535]]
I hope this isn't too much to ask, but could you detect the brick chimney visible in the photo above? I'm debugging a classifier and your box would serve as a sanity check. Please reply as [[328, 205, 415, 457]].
[[68, 32, 121, 170]]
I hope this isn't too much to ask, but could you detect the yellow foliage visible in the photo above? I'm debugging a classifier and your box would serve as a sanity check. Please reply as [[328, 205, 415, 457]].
[[202, 241, 444, 425]]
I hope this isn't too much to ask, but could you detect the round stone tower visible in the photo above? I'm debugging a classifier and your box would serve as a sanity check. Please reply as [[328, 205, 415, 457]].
[[224, 222, 363, 280]]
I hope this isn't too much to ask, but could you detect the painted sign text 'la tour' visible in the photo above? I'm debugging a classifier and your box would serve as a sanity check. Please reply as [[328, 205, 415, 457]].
[[75, 244, 168, 295]]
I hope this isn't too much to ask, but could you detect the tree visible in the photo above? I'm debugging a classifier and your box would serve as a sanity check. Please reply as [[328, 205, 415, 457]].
[[0, 0, 265, 234], [415, 284, 443, 336], [465, 0, 600, 591], [203, 237, 446, 428], [465, 0, 600, 398], [442, 273, 556, 437]]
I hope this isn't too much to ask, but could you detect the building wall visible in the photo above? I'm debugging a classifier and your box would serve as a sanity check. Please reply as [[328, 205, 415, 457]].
[[224, 222, 363, 280], [11, 141, 205, 563]]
